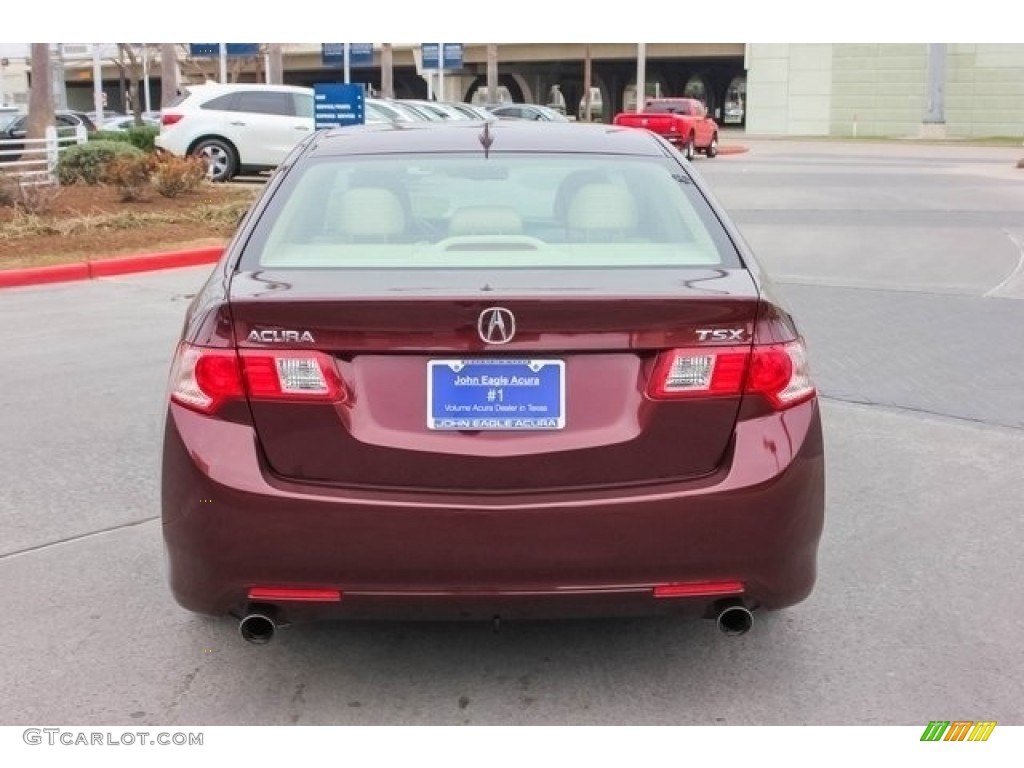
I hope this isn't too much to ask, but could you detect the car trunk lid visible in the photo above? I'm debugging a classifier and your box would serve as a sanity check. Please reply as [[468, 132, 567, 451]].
[[228, 267, 760, 492]]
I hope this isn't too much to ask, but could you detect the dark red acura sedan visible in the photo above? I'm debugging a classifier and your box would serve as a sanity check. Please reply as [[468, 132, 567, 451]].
[[161, 120, 824, 643]]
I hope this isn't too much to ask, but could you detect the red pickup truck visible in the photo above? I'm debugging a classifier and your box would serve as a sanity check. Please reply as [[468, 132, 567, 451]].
[[613, 98, 719, 160]]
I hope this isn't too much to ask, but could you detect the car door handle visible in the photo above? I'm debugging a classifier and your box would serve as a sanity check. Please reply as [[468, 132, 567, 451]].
[[229, 121, 246, 127], [294, 125, 308, 130]]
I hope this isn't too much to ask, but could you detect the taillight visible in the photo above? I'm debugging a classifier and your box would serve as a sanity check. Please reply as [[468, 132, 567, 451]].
[[169, 345, 243, 414], [647, 339, 814, 410], [239, 351, 345, 401], [169, 343, 345, 415], [648, 346, 748, 399], [746, 341, 815, 409], [160, 113, 184, 127]]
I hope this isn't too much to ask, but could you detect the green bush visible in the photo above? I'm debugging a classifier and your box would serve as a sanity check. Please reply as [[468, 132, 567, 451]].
[[124, 126, 159, 152], [90, 125, 159, 153], [90, 130, 131, 145], [58, 141, 144, 185]]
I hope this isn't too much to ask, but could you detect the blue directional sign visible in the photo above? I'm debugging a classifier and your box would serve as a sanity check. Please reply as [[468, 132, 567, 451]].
[[422, 43, 463, 71], [189, 43, 260, 57], [421, 43, 440, 69], [443, 43, 463, 70], [349, 43, 374, 66], [313, 83, 366, 129], [322, 43, 374, 67]]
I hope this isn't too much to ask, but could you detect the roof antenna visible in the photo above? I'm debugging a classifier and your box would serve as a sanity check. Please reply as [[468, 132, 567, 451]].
[[478, 121, 494, 159]]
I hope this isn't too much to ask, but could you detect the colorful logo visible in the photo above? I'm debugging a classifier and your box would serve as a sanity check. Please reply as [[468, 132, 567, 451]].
[[920, 721, 996, 741]]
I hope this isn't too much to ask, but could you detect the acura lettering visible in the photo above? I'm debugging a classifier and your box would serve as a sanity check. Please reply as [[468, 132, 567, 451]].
[[247, 329, 315, 344]]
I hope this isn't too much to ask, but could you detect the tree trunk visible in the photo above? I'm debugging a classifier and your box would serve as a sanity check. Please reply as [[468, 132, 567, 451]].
[[130, 77, 142, 122], [486, 44, 498, 105], [381, 44, 394, 99], [116, 45, 144, 122], [160, 44, 178, 107], [583, 45, 592, 122], [118, 68, 127, 114], [27, 43, 54, 141]]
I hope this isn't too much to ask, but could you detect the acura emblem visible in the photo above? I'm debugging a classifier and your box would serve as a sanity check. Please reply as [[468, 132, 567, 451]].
[[478, 307, 515, 345]]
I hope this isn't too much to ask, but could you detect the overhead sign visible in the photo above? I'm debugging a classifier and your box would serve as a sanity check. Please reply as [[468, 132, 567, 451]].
[[313, 83, 366, 129], [421, 43, 463, 71], [321, 43, 374, 67], [188, 43, 261, 57]]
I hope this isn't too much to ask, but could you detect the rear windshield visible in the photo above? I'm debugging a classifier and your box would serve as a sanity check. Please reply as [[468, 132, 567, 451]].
[[163, 87, 192, 109], [240, 153, 740, 270], [646, 101, 689, 114]]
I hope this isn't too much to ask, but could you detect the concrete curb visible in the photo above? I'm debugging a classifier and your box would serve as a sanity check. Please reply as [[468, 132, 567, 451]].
[[0, 246, 224, 290]]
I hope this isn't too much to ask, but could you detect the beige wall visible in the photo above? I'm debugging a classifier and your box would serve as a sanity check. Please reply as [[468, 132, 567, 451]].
[[746, 44, 832, 136], [829, 44, 927, 137], [745, 44, 793, 135], [946, 44, 1024, 137], [746, 43, 1024, 138]]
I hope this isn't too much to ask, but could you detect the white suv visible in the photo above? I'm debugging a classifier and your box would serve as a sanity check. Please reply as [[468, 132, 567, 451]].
[[156, 83, 314, 181]]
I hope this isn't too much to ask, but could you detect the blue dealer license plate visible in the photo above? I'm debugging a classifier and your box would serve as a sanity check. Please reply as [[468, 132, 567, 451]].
[[427, 359, 565, 431]]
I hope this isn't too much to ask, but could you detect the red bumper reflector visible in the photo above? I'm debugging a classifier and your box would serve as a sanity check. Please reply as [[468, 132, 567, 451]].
[[652, 581, 744, 599], [247, 587, 343, 603]]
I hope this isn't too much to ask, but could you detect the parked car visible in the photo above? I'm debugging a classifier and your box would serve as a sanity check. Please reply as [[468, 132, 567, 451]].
[[101, 115, 160, 132], [397, 100, 466, 120], [87, 110, 125, 123], [155, 83, 315, 182], [362, 102, 394, 125], [0, 110, 97, 136], [365, 98, 430, 124], [470, 85, 513, 106], [445, 102, 497, 121], [613, 98, 719, 161], [389, 101, 442, 121], [488, 103, 570, 122], [723, 102, 745, 125], [0, 110, 96, 163], [161, 120, 825, 643], [578, 87, 604, 122]]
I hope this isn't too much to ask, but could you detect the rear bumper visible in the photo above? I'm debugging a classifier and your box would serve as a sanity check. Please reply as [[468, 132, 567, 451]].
[[161, 401, 825, 621], [153, 132, 186, 157]]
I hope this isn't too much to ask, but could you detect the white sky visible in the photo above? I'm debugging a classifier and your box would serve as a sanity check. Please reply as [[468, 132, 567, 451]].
[[1, 1, 1020, 44]]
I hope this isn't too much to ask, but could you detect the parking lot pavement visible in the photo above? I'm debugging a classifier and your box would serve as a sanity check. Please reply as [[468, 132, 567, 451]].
[[0, 267, 213, 556], [2, 139, 1024, 725], [1, 400, 1021, 725], [699, 139, 1024, 297], [782, 284, 1024, 429]]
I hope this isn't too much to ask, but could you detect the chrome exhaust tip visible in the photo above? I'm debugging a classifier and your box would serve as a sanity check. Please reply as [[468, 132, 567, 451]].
[[716, 604, 754, 636], [239, 611, 277, 645]]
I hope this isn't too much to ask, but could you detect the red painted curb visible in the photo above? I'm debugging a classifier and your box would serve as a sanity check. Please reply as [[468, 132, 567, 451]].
[[718, 145, 749, 155], [0, 262, 91, 288], [0, 246, 224, 290], [87, 246, 224, 278]]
